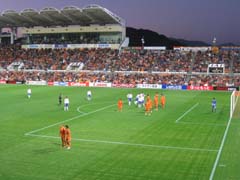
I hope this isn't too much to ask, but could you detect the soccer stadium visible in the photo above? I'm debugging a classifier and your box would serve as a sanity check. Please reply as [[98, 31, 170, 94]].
[[0, 4, 240, 180]]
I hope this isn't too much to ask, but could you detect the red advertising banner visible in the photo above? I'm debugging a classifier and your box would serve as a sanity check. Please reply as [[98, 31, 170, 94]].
[[7, 81, 16, 84], [48, 82, 54, 86], [215, 87, 228, 91], [68, 82, 89, 87], [0, 80, 6, 84], [187, 86, 213, 91]]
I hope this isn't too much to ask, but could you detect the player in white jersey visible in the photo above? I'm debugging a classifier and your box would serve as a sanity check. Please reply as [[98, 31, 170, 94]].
[[27, 88, 31, 98], [135, 94, 140, 106], [64, 96, 70, 111], [127, 93, 133, 106], [87, 90, 92, 101], [138, 93, 145, 108]]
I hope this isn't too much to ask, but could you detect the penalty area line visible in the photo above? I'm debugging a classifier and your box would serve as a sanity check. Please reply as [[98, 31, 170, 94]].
[[26, 134, 218, 153], [176, 103, 199, 123], [25, 104, 116, 136], [209, 116, 233, 180]]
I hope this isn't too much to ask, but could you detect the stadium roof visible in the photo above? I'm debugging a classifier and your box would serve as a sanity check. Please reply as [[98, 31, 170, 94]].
[[0, 4, 125, 28]]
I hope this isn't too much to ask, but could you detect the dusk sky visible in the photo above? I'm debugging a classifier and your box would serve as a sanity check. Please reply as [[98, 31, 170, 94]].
[[0, 0, 239, 44]]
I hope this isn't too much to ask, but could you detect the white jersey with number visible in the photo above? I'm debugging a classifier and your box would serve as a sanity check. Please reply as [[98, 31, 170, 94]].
[[127, 93, 133, 99], [64, 98, 69, 104], [27, 89, 31, 94], [87, 90, 92, 96]]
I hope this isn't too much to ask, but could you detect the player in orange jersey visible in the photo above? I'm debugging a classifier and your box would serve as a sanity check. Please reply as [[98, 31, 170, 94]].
[[145, 99, 152, 116], [161, 93, 166, 109], [145, 100, 148, 115], [146, 94, 150, 102], [59, 125, 66, 147], [145, 100, 149, 115], [149, 97, 153, 114], [154, 92, 159, 111], [118, 98, 123, 112], [65, 125, 71, 150]]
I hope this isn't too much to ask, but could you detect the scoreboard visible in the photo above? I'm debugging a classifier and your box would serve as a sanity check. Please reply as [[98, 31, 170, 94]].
[[208, 64, 224, 73]]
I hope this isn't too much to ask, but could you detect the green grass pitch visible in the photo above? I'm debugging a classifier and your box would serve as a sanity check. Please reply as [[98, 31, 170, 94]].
[[0, 85, 240, 180]]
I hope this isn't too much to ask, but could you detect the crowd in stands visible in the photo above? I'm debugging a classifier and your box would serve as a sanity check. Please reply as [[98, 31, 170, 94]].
[[1, 71, 239, 87], [0, 45, 240, 86]]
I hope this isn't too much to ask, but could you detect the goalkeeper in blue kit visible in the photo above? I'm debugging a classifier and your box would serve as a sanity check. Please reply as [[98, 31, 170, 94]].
[[212, 98, 217, 112]]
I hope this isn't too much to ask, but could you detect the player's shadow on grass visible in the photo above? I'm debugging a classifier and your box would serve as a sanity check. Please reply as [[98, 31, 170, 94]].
[[52, 142, 61, 146], [33, 142, 61, 154], [33, 147, 58, 154]]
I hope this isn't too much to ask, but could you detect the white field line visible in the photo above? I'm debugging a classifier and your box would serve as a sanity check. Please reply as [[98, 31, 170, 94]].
[[26, 134, 218, 152], [76, 101, 116, 114], [76, 108, 86, 114], [209, 116, 233, 180], [176, 103, 199, 123], [25, 104, 116, 135]]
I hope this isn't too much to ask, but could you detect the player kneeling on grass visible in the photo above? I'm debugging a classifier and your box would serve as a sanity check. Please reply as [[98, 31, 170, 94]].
[[65, 125, 71, 150]]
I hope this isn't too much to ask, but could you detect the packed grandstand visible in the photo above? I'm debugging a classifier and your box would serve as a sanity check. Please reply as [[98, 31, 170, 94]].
[[0, 5, 239, 90]]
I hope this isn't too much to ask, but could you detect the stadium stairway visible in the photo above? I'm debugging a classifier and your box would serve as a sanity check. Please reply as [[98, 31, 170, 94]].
[[186, 52, 196, 82]]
